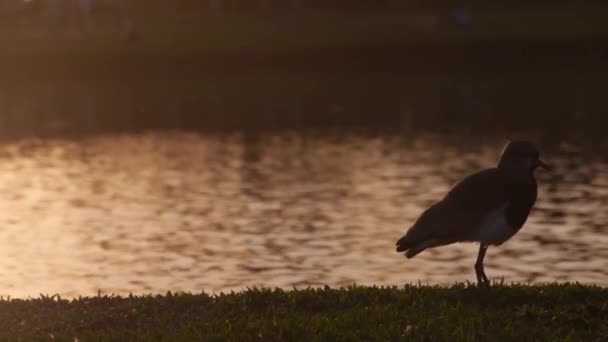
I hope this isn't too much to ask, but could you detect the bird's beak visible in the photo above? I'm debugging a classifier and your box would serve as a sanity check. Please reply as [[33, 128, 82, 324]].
[[536, 159, 551, 171]]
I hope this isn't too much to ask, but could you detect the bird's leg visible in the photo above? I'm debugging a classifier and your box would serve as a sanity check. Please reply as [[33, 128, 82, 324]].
[[475, 244, 490, 286]]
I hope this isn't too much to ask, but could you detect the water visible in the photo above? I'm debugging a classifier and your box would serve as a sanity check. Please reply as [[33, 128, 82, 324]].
[[0, 132, 605, 298]]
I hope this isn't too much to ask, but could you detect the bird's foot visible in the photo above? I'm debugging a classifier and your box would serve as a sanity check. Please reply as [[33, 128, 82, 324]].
[[475, 264, 490, 287], [477, 276, 490, 287]]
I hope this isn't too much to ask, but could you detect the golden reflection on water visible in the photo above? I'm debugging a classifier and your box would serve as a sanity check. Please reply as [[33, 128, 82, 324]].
[[0, 132, 605, 298]]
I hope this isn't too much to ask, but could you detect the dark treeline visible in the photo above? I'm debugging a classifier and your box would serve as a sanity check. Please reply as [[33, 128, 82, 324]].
[[122, 0, 608, 11], [3, 0, 608, 17], [1, 65, 607, 140], [1, 1, 607, 139]]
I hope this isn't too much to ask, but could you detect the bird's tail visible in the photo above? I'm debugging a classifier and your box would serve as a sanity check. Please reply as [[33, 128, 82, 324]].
[[395, 236, 426, 259]]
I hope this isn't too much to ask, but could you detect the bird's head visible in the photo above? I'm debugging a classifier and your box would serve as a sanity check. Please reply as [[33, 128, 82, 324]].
[[497, 140, 551, 174]]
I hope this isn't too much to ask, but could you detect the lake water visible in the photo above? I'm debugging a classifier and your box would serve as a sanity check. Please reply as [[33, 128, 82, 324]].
[[0, 131, 605, 298]]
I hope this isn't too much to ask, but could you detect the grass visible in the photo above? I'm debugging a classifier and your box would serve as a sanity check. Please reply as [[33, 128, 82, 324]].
[[1, 284, 607, 341]]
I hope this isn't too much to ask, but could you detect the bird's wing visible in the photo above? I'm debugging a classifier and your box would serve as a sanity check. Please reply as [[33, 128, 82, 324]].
[[397, 168, 508, 248], [442, 168, 508, 217]]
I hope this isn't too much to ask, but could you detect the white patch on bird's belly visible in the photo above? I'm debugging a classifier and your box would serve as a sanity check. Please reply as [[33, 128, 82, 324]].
[[474, 202, 516, 246]]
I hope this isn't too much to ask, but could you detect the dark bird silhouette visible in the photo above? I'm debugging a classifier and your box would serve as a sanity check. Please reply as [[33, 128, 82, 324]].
[[395, 140, 551, 285]]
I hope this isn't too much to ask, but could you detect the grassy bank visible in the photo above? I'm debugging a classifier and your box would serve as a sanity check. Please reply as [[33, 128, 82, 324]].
[[2, 284, 607, 340]]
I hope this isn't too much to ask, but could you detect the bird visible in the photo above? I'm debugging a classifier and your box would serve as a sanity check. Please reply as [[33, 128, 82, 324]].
[[395, 140, 550, 285]]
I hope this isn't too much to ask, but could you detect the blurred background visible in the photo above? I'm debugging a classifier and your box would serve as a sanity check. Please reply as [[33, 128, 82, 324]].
[[0, 0, 606, 297]]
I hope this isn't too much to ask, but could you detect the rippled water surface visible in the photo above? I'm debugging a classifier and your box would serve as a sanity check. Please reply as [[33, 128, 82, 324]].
[[0, 132, 606, 298]]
